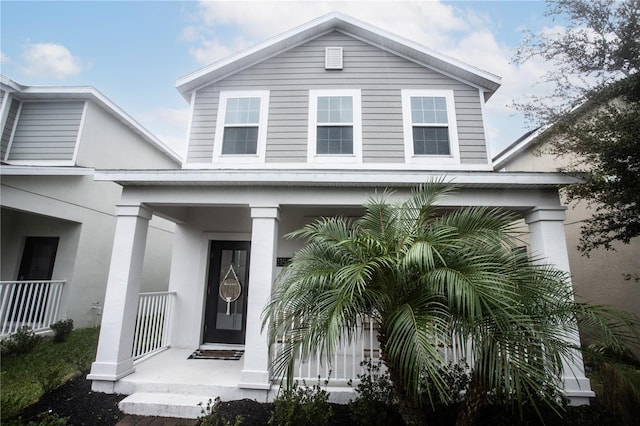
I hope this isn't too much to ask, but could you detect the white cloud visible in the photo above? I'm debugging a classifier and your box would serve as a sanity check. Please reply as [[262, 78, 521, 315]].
[[190, 35, 254, 64], [22, 42, 83, 79], [188, 0, 475, 64], [139, 107, 191, 155], [0, 52, 10, 64], [157, 133, 188, 156], [140, 107, 190, 127], [183, 0, 559, 152], [191, 1, 459, 48]]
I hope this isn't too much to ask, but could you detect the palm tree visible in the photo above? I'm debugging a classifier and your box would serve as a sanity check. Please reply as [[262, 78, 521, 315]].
[[263, 182, 637, 425]]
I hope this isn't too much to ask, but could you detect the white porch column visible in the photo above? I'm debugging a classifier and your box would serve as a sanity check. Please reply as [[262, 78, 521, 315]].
[[88, 205, 152, 393], [525, 207, 595, 405], [239, 205, 279, 390]]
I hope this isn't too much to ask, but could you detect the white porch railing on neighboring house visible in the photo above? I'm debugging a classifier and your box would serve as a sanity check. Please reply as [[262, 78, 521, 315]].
[[132, 291, 175, 360], [273, 315, 471, 386], [0, 280, 66, 338]]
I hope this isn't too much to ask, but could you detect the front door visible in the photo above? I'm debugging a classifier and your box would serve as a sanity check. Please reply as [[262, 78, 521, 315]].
[[13, 237, 59, 322], [18, 237, 59, 280], [203, 241, 250, 344]]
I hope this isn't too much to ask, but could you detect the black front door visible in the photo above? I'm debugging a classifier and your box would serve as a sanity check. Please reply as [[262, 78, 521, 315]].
[[203, 241, 250, 344], [13, 237, 59, 322], [18, 237, 59, 280]]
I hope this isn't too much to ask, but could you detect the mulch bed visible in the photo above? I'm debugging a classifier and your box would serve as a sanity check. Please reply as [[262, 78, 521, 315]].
[[16, 373, 126, 425], [11, 372, 625, 426]]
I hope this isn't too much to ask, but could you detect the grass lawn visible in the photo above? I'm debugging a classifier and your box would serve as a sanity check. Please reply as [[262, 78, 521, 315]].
[[1, 327, 99, 422]]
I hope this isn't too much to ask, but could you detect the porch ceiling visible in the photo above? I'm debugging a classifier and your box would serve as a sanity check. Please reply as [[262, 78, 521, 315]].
[[94, 169, 580, 189]]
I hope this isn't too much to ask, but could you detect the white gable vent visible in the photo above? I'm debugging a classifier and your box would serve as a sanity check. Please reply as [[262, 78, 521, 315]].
[[325, 47, 343, 70]]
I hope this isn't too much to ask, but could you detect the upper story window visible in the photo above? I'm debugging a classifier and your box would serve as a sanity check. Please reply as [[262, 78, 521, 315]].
[[401, 90, 460, 165], [214, 91, 269, 163], [308, 89, 361, 163]]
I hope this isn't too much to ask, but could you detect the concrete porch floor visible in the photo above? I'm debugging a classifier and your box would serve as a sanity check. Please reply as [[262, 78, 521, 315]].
[[116, 348, 250, 393], [109, 347, 356, 419], [113, 348, 275, 418]]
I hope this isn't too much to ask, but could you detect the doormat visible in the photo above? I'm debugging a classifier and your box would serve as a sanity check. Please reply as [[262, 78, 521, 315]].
[[188, 349, 244, 360]]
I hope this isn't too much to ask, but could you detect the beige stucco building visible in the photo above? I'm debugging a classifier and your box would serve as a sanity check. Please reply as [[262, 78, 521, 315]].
[[494, 129, 640, 323]]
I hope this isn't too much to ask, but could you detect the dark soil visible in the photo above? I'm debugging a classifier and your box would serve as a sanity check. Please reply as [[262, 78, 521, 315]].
[[9, 373, 627, 426], [15, 373, 126, 425], [212, 399, 353, 426]]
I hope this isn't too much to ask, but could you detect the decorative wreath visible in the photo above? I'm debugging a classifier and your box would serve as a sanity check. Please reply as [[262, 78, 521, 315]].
[[219, 264, 242, 315]]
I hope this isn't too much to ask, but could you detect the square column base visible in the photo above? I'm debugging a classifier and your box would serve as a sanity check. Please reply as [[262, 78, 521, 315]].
[[563, 376, 595, 406], [239, 369, 272, 390], [87, 359, 135, 382]]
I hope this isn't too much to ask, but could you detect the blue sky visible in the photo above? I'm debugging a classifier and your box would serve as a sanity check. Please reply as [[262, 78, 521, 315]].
[[1, 0, 559, 157]]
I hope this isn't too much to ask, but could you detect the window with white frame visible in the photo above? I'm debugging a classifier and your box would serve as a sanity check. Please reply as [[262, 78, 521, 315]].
[[401, 90, 459, 164], [213, 91, 269, 163], [308, 89, 361, 162]]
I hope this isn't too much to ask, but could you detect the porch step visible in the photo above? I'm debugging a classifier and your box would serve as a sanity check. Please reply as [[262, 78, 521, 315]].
[[119, 392, 212, 419]]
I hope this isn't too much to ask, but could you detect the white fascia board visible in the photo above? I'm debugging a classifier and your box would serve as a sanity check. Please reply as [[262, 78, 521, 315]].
[[0, 165, 95, 176], [334, 15, 501, 92], [492, 97, 593, 170], [492, 126, 548, 170], [180, 162, 493, 171], [5, 80, 182, 165], [175, 12, 501, 99], [94, 169, 579, 188], [0, 75, 24, 92], [175, 14, 338, 96]]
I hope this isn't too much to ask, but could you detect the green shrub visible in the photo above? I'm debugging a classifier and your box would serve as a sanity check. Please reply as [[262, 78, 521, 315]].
[[23, 412, 69, 426], [1, 326, 42, 356], [198, 397, 244, 426], [50, 319, 74, 343], [349, 360, 402, 426], [269, 378, 332, 426], [585, 343, 640, 426], [420, 360, 470, 406]]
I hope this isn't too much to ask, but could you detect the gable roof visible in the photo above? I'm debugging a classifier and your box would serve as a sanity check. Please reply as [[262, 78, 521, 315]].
[[1, 75, 182, 164], [492, 127, 544, 170], [176, 12, 502, 100], [493, 74, 640, 171]]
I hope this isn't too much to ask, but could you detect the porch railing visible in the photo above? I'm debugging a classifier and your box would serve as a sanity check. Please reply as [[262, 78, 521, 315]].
[[273, 315, 471, 385], [132, 291, 175, 360], [273, 316, 382, 386], [0, 280, 66, 338]]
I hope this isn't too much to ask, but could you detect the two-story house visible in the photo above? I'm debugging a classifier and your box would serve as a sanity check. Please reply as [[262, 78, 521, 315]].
[[0, 76, 181, 335], [87, 13, 594, 418]]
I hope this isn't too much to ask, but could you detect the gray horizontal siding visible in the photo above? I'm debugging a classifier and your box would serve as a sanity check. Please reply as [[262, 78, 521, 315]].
[[1, 97, 20, 160], [187, 30, 487, 165], [7, 101, 84, 162]]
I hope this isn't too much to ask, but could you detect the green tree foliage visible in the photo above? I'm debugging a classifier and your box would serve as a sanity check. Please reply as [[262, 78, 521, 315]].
[[263, 183, 638, 426], [514, 0, 640, 253]]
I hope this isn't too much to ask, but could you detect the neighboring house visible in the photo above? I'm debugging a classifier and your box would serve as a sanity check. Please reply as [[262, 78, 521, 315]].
[[493, 128, 640, 324], [0, 75, 181, 336], [87, 13, 594, 417]]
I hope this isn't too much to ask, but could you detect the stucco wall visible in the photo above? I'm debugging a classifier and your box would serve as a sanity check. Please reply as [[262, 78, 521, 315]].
[[500, 144, 640, 321], [76, 101, 178, 170], [1, 175, 174, 328]]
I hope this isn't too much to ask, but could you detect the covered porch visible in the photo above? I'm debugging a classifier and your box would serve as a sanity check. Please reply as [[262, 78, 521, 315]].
[[88, 170, 595, 417]]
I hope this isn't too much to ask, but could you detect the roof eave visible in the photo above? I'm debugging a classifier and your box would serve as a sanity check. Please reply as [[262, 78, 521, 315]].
[[176, 12, 501, 99], [94, 169, 578, 189], [1, 75, 183, 165]]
